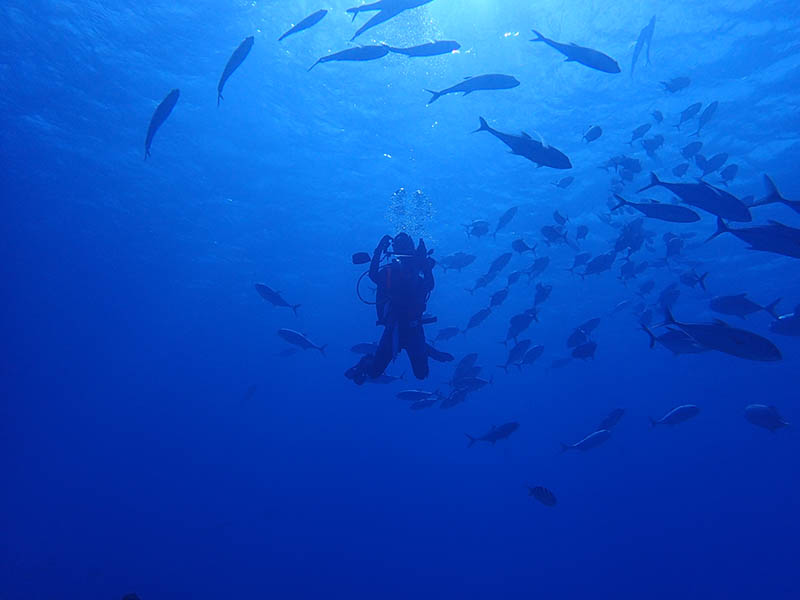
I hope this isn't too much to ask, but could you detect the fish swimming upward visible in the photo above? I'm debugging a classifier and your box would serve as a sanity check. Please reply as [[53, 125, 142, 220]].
[[347, 0, 434, 41], [473, 117, 572, 169], [530, 29, 621, 73], [278, 9, 328, 42], [217, 36, 254, 106], [425, 74, 520, 104], [631, 16, 656, 76], [144, 88, 180, 160]]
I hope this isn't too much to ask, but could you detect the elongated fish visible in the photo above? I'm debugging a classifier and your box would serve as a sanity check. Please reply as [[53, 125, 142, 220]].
[[308, 45, 389, 71], [631, 16, 655, 75], [254, 283, 301, 316], [425, 74, 519, 104], [710, 294, 781, 319], [384, 40, 460, 57], [707, 217, 800, 259], [650, 405, 699, 427], [674, 102, 702, 129], [752, 175, 800, 214], [278, 9, 327, 42], [218, 36, 254, 106], [613, 195, 700, 223], [348, 0, 434, 41], [561, 429, 611, 452], [474, 117, 572, 169], [638, 172, 752, 222], [277, 329, 327, 355], [745, 404, 790, 431], [466, 422, 519, 447], [692, 101, 718, 136], [144, 88, 179, 160], [531, 29, 621, 73]]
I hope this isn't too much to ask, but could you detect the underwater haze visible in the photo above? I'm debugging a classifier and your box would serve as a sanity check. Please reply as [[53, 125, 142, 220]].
[[3, 0, 800, 598]]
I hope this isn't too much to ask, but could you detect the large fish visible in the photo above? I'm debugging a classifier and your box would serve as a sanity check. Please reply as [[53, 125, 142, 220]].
[[425, 74, 519, 104], [744, 404, 790, 431], [474, 117, 572, 169], [613, 195, 700, 223], [710, 294, 781, 320], [561, 429, 611, 452], [631, 16, 656, 75], [254, 283, 301, 316], [650, 405, 700, 427], [278, 10, 328, 42], [217, 36, 254, 106], [309, 45, 389, 71], [752, 175, 800, 214], [277, 329, 327, 355], [144, 89, 179, 160], [707, 217, 800, 259], [466, 422, 519, 447], [641, 325, 708, 355], [530, 30, 621, 73], [347, 0, 434, 41], [384, 40, 460, 57], [639, 172, 752, 222], [663, 308, 782, 361]]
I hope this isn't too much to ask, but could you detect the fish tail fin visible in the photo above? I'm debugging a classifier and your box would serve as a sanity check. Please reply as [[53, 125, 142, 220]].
[[759, 174, 784, 206], [530, 29, 546, 42], [706, 217, 730, 243], [663, 306, 677, 326], [641, 324, 656, 349], [346, 7, 358, 21], [611, 194, 628, 211], [217, 93, 223, 107], [292, 304, 301, 317], [319, 344, 328, 357], [425, 89, 443, 105], [637, 172, 660, 193], [465, 434, 476, 448], [144, 149, 150, 161], [698, 272, 709, 292], [559, 442, 570, 454], [307, 59, 321, 72], [473, 116, 490, 133], [765, 298, 782, 319]]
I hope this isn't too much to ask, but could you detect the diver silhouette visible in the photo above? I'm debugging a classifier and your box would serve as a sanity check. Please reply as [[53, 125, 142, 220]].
[[346, 233, 437, 385]]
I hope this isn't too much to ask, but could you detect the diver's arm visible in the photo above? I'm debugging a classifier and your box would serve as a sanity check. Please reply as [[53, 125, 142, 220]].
[[422, 256, 435, 292], [370, 235, 391, 283]]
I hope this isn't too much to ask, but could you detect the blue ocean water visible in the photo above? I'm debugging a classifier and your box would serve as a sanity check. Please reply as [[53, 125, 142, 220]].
[[2, 0, 799, 598]]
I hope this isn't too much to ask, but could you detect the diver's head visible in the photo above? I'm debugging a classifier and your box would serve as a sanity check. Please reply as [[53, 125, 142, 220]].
[[391, 232, 415, 256]]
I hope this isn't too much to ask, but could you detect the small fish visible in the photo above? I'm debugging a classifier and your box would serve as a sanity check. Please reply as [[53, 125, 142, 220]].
[[719, 164, 738, 187], [498, 339, 532, 373], [440, 388, 469, 409], [426, 74, 520, 104], [583, 125, 602, 142], [641, 134, 664, 157], [541, 225, 568, 245], [504, 310, 538, 345], [628, 123, 651, 145], [309, 45, 389, 71], [581, 251, 616, 277], [567, 252, 592, 273], [744, 404, 790, 431], [576, 225, 589, 240], [466, 422, 519, 447], [692, 101, 718, 136], [530, 29, 621, 73], [384, 40, 461, 57], [528, 485, 557, 506], [348, 0, 434, 41], [254, 283, 301, 315], [463, 308, 492, 333], [144, 89, 180, 160], [652, 110, 663, 123], [553, 210, 568, 225], [679, 270, 709, 291], [674, 102, 702, 130], [520, 344, 545, 366], [465, 220, 491, 238], [699, 153, 728, 177], [512, 239, 536, 254], [218, 37, 254, 106], [650, 405, 700, 427], [553, 176, 574, 189], [434, 327, 461, 342], [598, 408, 625, 430], [277, 329, 327, 355], [278, 10, 328, 42], [487, 252, 513, 276], [507, 270, 525, 286], [440, 252, 476, 272], [493, 206, 518, 238], [571, 341, 597, 360], [561, 429, 611, 452], [681, 141, 703, 159], [489, 287, 510, 308], [454, 376, 492, 393], [534, 282, 553, 306], [526, 256, 550, 280], [661, 76, 691, 93]]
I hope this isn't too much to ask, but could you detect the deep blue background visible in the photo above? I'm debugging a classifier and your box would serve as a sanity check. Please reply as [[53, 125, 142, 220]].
[[2, 1, 799, 598]]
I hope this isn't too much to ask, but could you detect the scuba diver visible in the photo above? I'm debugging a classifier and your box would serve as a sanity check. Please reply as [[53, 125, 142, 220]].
[[346, 233, 441, 385]]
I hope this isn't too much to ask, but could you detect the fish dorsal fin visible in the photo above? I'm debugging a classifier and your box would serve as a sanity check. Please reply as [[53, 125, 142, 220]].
[[521, 131, 532, 139], [767, 219, 785, 227], [569, 42, 579, 47], [650, 199, 661, 204], [712, 319, 730, 327]]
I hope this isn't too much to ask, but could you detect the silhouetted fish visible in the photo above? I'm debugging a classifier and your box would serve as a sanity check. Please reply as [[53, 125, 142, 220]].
[[598, 408, 625, 430], [675, 102, 702, 130], [466, 422, 519, 447], [744, 404, 790, 431], [493, 206, 518, 238], [384, 40, 460, 56], [710, 294, 780, 319], [561, 429, 611, 452], [474, 117, 571, 169], [707, 217, 800, 259], [278, 329, 327, 355], [692, 101, 718, 136], [426, 74, 519, 104], [254, 283, 301, 315], [612, 195, 700, 223], [144, 89, 179, 160], [218, 37, 254, 106], [631, 16, 656, 75], [309, 45, 389, 71], [347, 0, 434, 41], [650, 405, 699, 427], [752, 175, 800, 214], [528, 485, 557, 506], [279, 10, 328, 42], [661, 76, 690, 93], [639, 172, 751, 222], [531, 29, 621, 73], [583, 125, 602, 142]]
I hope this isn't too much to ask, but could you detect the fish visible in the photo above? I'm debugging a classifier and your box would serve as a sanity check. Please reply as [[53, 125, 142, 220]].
[[710, 294, 780, 319], [512, 239, 536, 254], [454, 376, 492, 393], [348, 0, 434, 41], [719, 164, 738, 187], [576, 225, 589, 240], [642, 325, 708, 355], [679, 270, 708, 291], [425, 74, 520, 104], [744, 405, 790, 431], [351, 342, 379, 354], [427, 344, 454, 364], [396, 389, 440, 402], [439, 251, 476, 272], [658, 282, 681, 310], [752, 175, 800, 214], [652, 110, 663, 123], [466, 273, 491, 295], [770, 306, 800, 336], [638, 172, 752, 222], [681, 141, 703, 159], [581, 251, 616, 277], [663, 307, 782, 361], [384, 40, 461, 57], [692, 101, 718, 136], [650, 405, 700, 427], [541, 225, 568, 245], [612, 195, 700, 223], [410, 398, 437, 410], [254, 283, 301, 315], [519, 344, 545, 367], [309, 45, 389, 71], [466, 220, 491, 238], [526, 257, 550, 280], [583, 125, 602, 142], [463, 308, 492, 333], [277, 329, 327, 355], [567, 252, 592, 273], [631, 16, 656, 75], [122, 595, 141, 600], [493, 206, 518, 238], [473, 117, 572, 169], [530, 29, 621, 73], [661, 76, 691, 93], [672, 163, 690, 177], [440, 388, 469, 409], [217, 37, 254, 106], [628, 124, 651, 145], [674, 102, 702, 130], [466, 422, 519, 447], [278, 10, 327, 42], [434, 326, 461, 342], [639, 280, 655, 296], [144, 88, 180, 160], [504, 310, 538, 345], [567, 328, 588, 349], [534, 282, 552, 306], [698, 152, 728, 177], [553, 176, 574, 189], [598, 408, 625, 430], [641, 134, 664, 157], [561, 429, 611, 452], [571, 341, 597, 360], [487, 252, 513, 276], [707, 217, 800, 259], [489, 287, 510, 308], [451, 353, 478, 380], [553, 210, 568, 225], [528, 486, 557, 506], [498, 339, 532, 373], [507, 270, 525, 286]]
